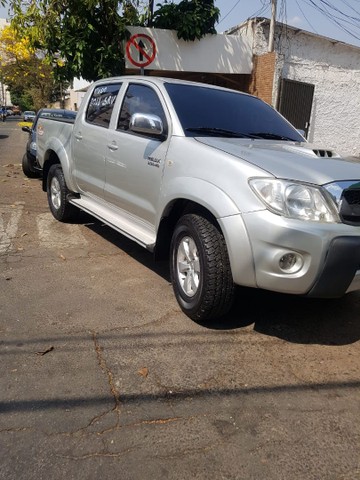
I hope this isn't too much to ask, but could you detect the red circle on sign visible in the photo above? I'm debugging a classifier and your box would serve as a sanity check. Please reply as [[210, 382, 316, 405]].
[[126, 34, 156, 68]]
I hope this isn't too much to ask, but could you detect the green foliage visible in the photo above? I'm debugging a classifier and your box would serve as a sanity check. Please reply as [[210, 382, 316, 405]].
[[152, 0, 219, 41], [4, 0, 220, 82], [9, 87, 35, 111], [8, 0, 130, 81], [0, 24, 62, 109]]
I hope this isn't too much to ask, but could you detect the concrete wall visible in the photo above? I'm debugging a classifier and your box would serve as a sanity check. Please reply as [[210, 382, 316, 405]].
[[231, 19, 360, 157]]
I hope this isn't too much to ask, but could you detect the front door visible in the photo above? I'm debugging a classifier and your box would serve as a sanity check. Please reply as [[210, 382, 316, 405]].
[[104, 83, 169, 227]]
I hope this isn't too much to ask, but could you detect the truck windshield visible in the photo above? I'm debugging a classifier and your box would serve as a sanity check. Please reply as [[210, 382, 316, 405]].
[[164, 83, 303, 142]]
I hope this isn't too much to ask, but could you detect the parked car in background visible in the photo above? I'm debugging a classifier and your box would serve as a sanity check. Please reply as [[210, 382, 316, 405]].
[[21, 108, 77, 178], [23, 110, 36, 122], [6, 109, 13, 116]]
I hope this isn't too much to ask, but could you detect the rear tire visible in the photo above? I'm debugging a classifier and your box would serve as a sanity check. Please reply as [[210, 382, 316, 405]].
[[22, 153, 40, 178], [47, 164, 78, 222], [170, 213, 234, 321]]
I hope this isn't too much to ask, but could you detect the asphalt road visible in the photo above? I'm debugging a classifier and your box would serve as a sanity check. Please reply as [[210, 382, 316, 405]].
[[1, 118, 360, 480]]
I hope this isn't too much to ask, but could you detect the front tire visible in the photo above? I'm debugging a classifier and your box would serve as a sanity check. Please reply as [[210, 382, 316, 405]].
[[170, 214, 234, 321], [47, 164, 78, 222]]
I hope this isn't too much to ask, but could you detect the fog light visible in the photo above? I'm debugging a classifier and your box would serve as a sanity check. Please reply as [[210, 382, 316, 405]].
[[279, 252, 303, 273]]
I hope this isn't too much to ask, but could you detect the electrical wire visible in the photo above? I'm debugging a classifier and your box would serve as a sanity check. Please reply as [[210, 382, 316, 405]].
[[217, 0, 242, 26], [218, 0, 271, 27], [300, 0, 360, 41], [295, 0, 319, 32]]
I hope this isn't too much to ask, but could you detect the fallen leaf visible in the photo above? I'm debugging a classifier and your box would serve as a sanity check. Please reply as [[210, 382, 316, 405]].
[[59, 254, 66, 261], [138, 367, 149, 378]]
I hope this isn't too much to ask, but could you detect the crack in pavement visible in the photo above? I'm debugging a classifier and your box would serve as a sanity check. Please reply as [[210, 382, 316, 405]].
[[56, 446, 138, 460], [0, 427, 33, 433], [92, 331, 121, 425]]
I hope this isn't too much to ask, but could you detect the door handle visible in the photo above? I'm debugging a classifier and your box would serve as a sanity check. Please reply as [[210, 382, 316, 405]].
[[107, 142, 118, 151], [74, 132, 83, 140]]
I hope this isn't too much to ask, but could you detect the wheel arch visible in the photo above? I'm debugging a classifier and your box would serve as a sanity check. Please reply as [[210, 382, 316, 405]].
[[155, 194, 256, 289], [41, 138, 76, 193], [42, 150, 61, 191], [154, 178, 240, 262], [155, 199, 225, 261]]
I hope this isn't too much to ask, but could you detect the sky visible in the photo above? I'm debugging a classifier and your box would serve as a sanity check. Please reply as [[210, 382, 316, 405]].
[[0, 0, 360, 48], [215, 0, 360, 47]]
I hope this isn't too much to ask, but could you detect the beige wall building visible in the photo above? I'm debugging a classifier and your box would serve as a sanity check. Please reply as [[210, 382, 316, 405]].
[[0, 17, 12, 106]]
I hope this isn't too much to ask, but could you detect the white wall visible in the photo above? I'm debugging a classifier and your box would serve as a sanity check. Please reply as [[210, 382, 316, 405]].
[[251, 20, 360, 157], [126, 27, 253, 74]]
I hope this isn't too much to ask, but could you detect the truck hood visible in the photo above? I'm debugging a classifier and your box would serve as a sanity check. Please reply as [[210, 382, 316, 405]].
[[195, 137, 360, 185]]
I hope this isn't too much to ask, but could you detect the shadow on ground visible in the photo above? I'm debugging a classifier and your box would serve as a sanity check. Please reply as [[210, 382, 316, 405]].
[[78, 213, 360, 347]]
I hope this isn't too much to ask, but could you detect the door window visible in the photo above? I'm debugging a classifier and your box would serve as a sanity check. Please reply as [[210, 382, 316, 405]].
[[117, 84, 167, 135], [86, 83, 122, 128]]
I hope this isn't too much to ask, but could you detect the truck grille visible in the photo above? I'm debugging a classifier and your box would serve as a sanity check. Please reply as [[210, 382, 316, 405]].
[[324, 181, 360, 226], [340, 188, 360, 225]]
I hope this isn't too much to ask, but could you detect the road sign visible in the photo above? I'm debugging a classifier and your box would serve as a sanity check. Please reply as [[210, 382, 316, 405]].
[[126, 33, 157, 68]]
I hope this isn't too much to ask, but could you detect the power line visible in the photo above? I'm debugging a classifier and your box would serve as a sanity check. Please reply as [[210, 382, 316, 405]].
[[299, 0, 360, 41], [217, 0, 242, 26], [248, 0, 271, 19], [218, 0, 270, 27], [295, 0, 319, 32]]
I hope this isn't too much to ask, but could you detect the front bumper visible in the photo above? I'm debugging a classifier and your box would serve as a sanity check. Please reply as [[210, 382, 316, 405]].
[[307, 236, 360, 297], [239, 210, 360, 297]]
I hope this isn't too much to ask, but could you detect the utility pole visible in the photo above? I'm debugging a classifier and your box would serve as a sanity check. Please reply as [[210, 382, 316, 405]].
[[0, 76, 5, 107], [148, 0, 154, 27], [268, 0, 277, 52]]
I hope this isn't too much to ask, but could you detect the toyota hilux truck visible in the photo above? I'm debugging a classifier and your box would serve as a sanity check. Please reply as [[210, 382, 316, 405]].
[[36, 76, 360, 321]]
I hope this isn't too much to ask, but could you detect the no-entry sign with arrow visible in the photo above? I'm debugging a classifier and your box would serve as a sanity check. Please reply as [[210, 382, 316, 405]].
[[126, 33, 157, 68]]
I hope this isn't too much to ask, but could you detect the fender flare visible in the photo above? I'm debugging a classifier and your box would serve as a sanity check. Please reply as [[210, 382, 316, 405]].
[[159, 176, 241, 222], [158, 177, 256, 287], [42, 137, 77, 193]]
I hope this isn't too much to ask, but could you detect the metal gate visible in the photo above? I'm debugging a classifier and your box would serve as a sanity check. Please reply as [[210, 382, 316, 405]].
[[277, 78, 315, 138]]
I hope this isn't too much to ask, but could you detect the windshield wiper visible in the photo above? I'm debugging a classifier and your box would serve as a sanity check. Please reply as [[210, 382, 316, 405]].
[[186, 127, 259, 139], [249, 132, 298, 141]]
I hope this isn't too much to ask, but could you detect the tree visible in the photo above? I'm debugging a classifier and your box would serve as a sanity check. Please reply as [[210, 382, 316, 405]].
[[152, 0, 220, 41], [0, 24, 59, 109], [3, 0, 138, 82], [1, 0, 220, 82]]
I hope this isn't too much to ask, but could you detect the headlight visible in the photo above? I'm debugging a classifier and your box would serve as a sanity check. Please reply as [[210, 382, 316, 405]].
[[249, 178, 340, 222]]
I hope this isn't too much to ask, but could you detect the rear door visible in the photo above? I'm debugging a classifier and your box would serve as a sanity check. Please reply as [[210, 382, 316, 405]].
[[72, 82, 122, 199]]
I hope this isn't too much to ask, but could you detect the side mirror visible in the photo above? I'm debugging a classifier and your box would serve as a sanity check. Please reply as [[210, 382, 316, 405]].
[[129, 113, 164, 139], [22, 126, 31, 133]]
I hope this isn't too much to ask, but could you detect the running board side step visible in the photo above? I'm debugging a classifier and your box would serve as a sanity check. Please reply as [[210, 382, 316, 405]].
[[70, 196, 156, 251]]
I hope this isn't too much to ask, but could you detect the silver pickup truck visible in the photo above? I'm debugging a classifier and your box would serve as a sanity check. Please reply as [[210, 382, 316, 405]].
[[36, 76, 360, 321]]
